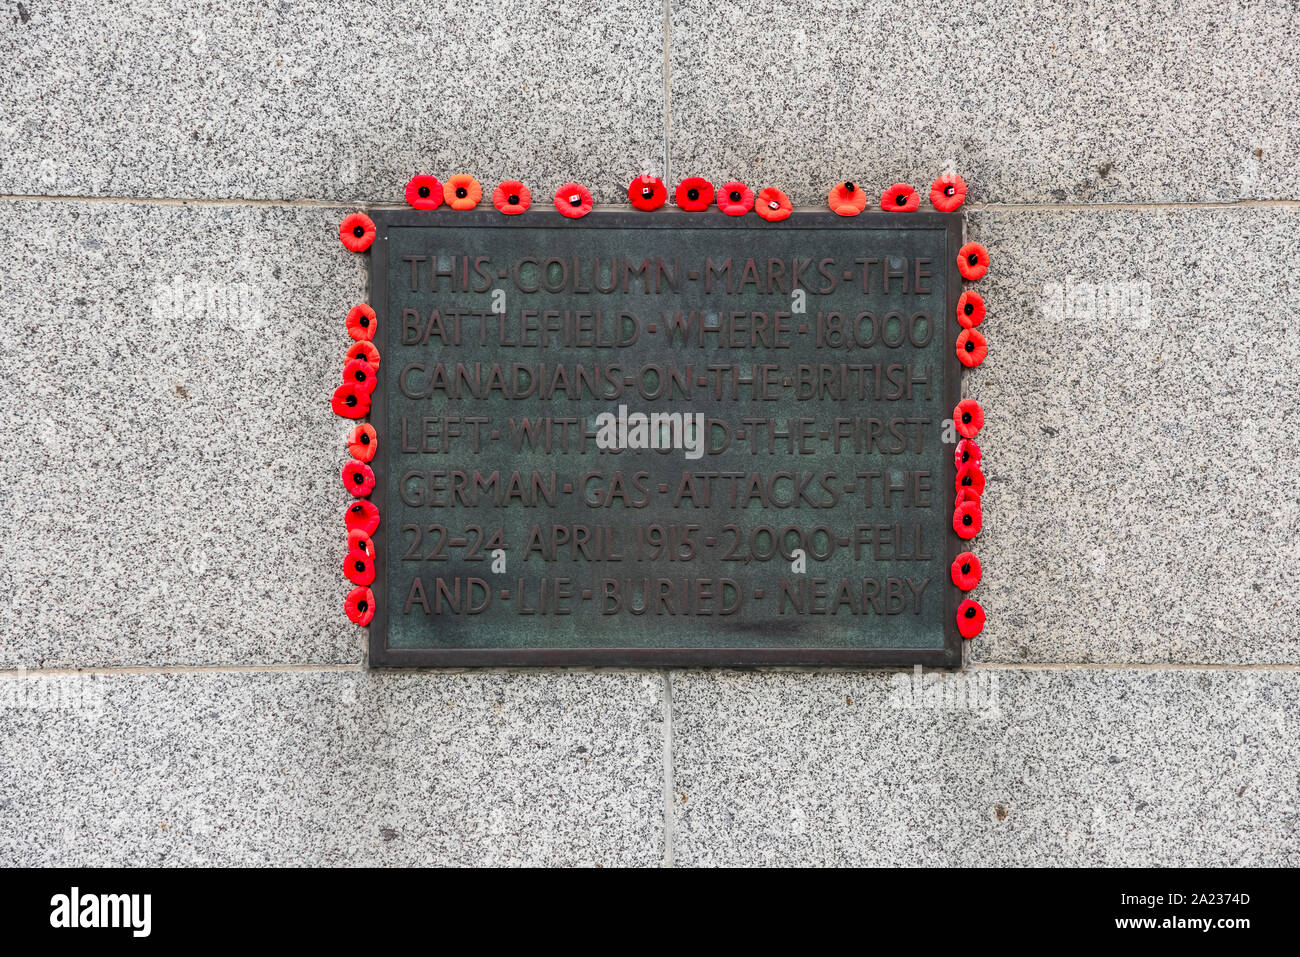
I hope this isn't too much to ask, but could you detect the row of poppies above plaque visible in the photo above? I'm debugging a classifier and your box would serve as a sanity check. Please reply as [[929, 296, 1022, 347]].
[[333, 171, 989, 643]]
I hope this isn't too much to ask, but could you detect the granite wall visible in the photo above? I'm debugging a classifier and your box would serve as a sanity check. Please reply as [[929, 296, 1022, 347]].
[[2, 1, 1297, 866]]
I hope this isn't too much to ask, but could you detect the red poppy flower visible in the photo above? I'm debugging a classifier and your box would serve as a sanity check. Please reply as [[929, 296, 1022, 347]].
[[675, 177, 714, 211], [345, 340, 380, 370], [954, 399, 984, 438], [346, 303, 376, 342], [717, 181, 754, 216], [347, 528, 374, 556], [345, 586, 375, 626], [348, 423, 377, 462], [956, 290, 985, 329], [881, 183, 920, 212], [554, 181, 593, 218], [444, 174, 482, 210], [954, 438, 981, 470], [345, 499, 380, 536], [754, 187, 792, 221], [492, 180, 531, 215], [951, 551, 982, 591], [405, 174, 443, 210], [956, 328, 988, 367], [339, 213, 375, 252], [628, 175, 667, 211], [955, 487, 981, 508], [930, 174, 967, 212], [331, 382, 371, 419], [956, 599, 986, 639], [958, 242, 989, 281], [953, 500, 982, 539], [343, 459, 375, 497], [343, 358, 378, 395], [956, 462, 987, 496], [828, 181, 867, 216], [344, 548, 375, 586]]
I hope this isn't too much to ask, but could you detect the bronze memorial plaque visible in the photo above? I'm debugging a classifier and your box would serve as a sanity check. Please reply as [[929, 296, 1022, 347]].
[[366, 208, 964, 666]]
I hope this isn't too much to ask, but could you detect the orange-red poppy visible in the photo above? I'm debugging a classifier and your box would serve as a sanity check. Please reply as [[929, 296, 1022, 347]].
[[755, 187, 792, 221], [951, 551, 981, 591], [555, 182, 593, 218], [345, 340, 380, 369], [930, 174, 967, 212], [339, 213, 375, 252], [344, 548, 375, 586], [343, 357, 377, 394], [675, 177, 714, 211], [492, 180, 531, 215], [954, 399, 984, 438], [444, 174, 482, 210], [955, 438, 981, 470], [956, 599, 986, 638], [828, 181, 867, 216], [346, 303, 376, 342], [956, 462, 987, 496], [345, 586, 375, 626], [881, 183, 920, 212], [348, 423, 377, 462], [717, 181, 754, 216], [345, 499, 380, 536], [957, 290, 985, 328], [347, 529, 374, 556], [331, 382, 370, 419], [405, 174, 443, 210], [958, 242, 989, 280], [629, 175, 667, 211], [342, 460, 376, 497], [955, 487, 981, 508], [956, 327, 988, 367], [953, 500, 982, 539]]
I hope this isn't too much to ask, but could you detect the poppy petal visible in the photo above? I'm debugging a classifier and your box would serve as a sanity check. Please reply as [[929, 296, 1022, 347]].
[[444, 174, 482, 210], [956, 290, 985, 329], [345, 499, 380, 536], [331, 382, 371, 419], [953, 500, 982, 539], [881, 183, 920, 212], [554, 182, 593, 218], [958, 242, 989, 281], [347, 529, 375, 556], [339, 213, 375, 252], [951, 551, 982, 591], [956, 327, 988, 367], [755, 187, 792, 221], [956, 598, 986, 639], [345, 340, 380, 369], [345, 585, 375, 626], [955, 487, 981, 508], [930, 174, 967, 212], [342, 460, 376, 497], [954, 399, 984, 439], [675, 177, 715, 212], [956, 462, 987, 496], [348, 423, 378, 462], [628, 174, 667, 211], [717, 181, 754, 216], [828, 181, 867, 216], [492, 180, 531, 215], [344, 548, 375, 586], [346, 303, 376, 342], [343, 358, 378, 394], [405, 174, 444, 211], [954, 438, 982, 470]]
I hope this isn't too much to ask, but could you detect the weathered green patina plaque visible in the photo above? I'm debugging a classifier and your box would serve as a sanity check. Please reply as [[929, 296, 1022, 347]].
[[366, 208, 963, 666]]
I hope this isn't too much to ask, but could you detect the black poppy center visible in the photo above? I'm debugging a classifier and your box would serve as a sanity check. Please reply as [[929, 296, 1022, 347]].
[[845, 182, 855, 193], [353, 370, 365, 382], [964, 340, 975, 352], [569, 195, 583, 207], [641, 187, 654, 198], [961, 412, 972, 424], [353, 225, 365, 237], [418, 185, 430, 198], [456, 187, 467, 198], [896, 193, 907, 206], [968, 253, 979, 265], [354, 560, 365, 572], [345, 394, 357, 407], [961, 475, 971, 486], [964, 607, 977, 618], [360, 433, 371, 445], [357, 600, 368, 612], [687, 188, 699, 201], [508, 193, 520, 205], [963, 303, 974, 315], [729, 190, 741, 202], [944, 185, 956, 197], [960, 450, 969, 463], [962, 514, 973, 526], [360, 316, 370, 327], [351, 505, 362, 514], [353, 472, 364, 484], [961, 562, 971, 574]]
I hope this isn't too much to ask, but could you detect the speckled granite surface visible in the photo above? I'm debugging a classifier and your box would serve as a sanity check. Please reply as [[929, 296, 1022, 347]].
[[668, 0, 1300, 205], [0, 670, 665, 866], [670, 669, 1300, 866]]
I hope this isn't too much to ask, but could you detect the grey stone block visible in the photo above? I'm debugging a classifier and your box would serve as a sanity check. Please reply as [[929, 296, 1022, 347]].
[[0, 669, 665, 866], [670, 668, 1300, 866], [668, 0, 1300, 205], [0, 1, 665, 203], [1, 199, 367, 667], [967, 207, 1300, 663]]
